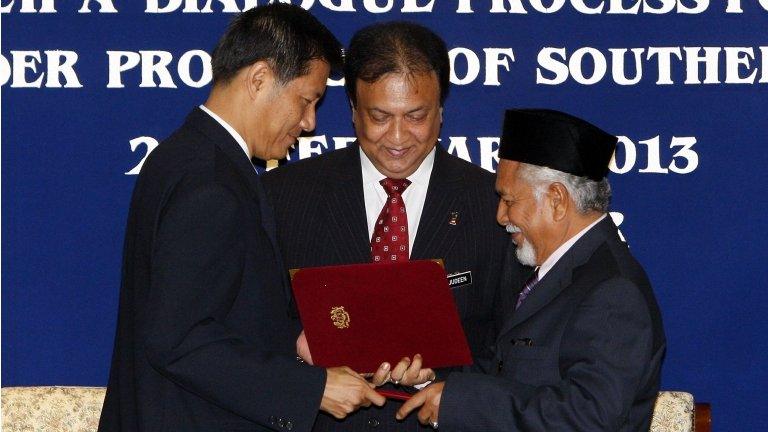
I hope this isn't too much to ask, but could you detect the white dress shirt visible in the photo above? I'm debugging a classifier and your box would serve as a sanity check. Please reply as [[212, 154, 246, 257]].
[[537, 214, 607, 280], [360, 147, 436, 255], [199, 105, 251, 163]]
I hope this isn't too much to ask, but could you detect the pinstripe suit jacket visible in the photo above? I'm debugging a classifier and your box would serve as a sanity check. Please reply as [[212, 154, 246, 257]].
[[262, 143, 519, 432]]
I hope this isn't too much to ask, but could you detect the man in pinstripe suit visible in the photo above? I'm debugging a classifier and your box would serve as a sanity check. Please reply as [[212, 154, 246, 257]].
[[262, 21, 523, 432]]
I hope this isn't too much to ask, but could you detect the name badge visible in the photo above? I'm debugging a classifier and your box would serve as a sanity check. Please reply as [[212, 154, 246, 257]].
[[447, 271, 472, 288]]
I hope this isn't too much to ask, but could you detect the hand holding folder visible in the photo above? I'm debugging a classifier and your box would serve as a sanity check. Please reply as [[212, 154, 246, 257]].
[[298, 331, 436, 386], [320, 366, 385, 418], [299, 333, 436, 401]]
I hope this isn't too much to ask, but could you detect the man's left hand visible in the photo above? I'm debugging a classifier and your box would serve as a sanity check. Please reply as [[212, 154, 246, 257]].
[[395, 381, 444, 426]]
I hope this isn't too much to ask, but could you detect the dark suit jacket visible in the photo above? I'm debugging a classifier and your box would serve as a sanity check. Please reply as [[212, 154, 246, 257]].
[[439, 217, 666, 432], [99, 108, 326, 432], [262, 144, 516, 432]]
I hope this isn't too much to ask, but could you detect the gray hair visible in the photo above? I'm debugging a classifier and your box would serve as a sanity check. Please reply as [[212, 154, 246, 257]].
[[518, 163, 611, 213]]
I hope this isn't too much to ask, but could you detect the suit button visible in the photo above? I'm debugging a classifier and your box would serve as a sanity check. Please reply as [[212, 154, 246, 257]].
[[497, 360, 503, 374], [278, 418, 286, 428], [268, 416, 277, 425], [286, 421, 294, 430], [367, 417, 380, 428]]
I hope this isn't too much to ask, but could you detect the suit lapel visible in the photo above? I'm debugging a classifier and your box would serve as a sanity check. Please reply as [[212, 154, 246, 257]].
[[320, 145, 371, 263], [498, 217, 618, 335], [186, 107, 264, 201], [411, 145, 466, 261], [186, 107, 291, 301]]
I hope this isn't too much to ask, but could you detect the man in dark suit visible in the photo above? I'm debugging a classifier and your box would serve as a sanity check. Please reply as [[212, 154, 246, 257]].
[[398, 109, 666, 431], [99, 5, 386, 432], [262, 22, 516, 432]]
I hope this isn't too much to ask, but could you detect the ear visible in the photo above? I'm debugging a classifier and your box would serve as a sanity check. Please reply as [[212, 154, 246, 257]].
[[439, 106, 444, 123], [547, 182, 570, 222], [245, 61, 274, 100]]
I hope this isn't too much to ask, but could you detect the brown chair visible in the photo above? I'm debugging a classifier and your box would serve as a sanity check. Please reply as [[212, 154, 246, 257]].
[[651, 391, 712, 432], [695, 401, 712, 432]]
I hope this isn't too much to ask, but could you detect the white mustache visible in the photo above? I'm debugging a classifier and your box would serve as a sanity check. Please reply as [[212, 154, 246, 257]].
[[505, 224, 521, 234]]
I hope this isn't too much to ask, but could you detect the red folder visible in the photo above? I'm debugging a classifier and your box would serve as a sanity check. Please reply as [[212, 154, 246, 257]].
[[291, 260, 473, 374]]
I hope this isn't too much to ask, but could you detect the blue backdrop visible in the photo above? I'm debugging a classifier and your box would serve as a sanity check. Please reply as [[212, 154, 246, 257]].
[[3, 1, 767, 430]]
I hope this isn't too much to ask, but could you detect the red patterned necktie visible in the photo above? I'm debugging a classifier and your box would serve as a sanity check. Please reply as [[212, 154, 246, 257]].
[[371, 178, 411, 263]]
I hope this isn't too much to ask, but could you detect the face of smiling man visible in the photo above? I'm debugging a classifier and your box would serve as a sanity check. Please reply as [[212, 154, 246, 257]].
[[352, 71, 443, 179], [495, 159, 563, 267]]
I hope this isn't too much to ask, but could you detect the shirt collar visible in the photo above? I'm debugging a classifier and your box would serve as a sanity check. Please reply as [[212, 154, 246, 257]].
[[199, 104, 251, 161], [359, 145, 436, 187], [537, 213, 607, 280]]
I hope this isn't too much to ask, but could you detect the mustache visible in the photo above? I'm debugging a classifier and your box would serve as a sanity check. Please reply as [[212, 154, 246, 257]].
[[505, 224, 521, 234]]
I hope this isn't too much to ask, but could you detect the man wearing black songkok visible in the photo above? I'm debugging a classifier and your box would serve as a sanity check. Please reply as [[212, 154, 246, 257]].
[[398, 109, 666, 432]]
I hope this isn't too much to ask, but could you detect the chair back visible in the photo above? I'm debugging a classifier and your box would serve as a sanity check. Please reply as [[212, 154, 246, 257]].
[[651, 391, 711, 432], [1, 386, 106, 432], [1, 386, 712, 432]]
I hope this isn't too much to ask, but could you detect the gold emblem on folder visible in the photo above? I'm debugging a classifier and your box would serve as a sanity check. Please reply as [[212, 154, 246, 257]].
[[330, 306, 350, 329]]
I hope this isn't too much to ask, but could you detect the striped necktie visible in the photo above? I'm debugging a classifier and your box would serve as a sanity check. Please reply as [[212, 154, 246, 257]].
[[515, 269, 540, 310]]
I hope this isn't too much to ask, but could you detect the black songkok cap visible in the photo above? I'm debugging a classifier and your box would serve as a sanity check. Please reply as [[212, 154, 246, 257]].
[[498, 109, 618, 182]]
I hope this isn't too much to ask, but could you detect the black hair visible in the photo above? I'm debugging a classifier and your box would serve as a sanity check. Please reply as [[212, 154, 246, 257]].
[[211, 3, 342, 85], [344, 21, 450, 107]]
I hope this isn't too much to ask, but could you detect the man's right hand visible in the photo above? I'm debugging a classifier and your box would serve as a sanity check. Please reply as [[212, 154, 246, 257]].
[[369, 354, 435, 387], [321, 367, 386, 419]]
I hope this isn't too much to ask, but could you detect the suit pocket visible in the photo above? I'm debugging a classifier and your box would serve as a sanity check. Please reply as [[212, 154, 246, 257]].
[[504, 345, 549, 360], [501, 345, 558, 385]]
